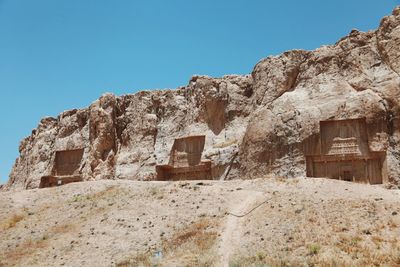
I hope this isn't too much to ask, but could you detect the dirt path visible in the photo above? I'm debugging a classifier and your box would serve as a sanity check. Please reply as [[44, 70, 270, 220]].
[[218, 190, 265, 267]]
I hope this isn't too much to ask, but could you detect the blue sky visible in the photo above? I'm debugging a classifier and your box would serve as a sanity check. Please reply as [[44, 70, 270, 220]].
[[0, 1, 398, 183]]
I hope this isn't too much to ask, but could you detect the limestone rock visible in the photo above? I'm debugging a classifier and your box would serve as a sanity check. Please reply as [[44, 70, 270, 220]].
[[240, 7, 400, 183], [3, 7, 400, 190]]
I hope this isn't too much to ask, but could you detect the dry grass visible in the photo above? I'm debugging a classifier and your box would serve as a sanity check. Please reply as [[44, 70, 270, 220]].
[[116, 218, 219, 267], [72, 185, 119, 202], [161, 218, 218, 266], [69, 185, 129, 205], [148, 186, 165, 200], [231, 237, 400, 267], [116, 252, 152, 267], [0, 213, 25, 231], [0, 222, 75, 265], [52, 223, 75, 235], [2, 178, 399, 266], [0, 238, 48, 264], [388, 218, 398, 229], [165, 218, 217, 250], [230, 253, 295, 267]]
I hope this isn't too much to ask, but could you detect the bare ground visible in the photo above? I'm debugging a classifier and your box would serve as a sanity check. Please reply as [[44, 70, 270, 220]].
[[0, 178, 399, 267], [218, 190, 265, 267]]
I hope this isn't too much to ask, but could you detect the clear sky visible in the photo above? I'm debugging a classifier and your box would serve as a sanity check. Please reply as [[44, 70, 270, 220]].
[[0, 1, 398, 183]]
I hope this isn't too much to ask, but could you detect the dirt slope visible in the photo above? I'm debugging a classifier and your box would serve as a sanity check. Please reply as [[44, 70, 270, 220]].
[[1, 178, 399, 267]]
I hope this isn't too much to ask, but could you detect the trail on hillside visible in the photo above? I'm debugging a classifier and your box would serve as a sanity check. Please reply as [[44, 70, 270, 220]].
[[218, 190, 265, 267]]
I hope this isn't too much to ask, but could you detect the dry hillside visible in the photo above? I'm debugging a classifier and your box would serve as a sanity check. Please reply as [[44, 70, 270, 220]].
[[1, 178, 399, 267], [1, 5, 400, 267]]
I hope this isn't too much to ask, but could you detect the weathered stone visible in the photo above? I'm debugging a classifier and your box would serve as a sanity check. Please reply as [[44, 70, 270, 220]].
[[39, 148, 85, 188], [156, 135, 212, 181], [239, 8, 400, 183], [2, 7, 400, 190], [305, 118, 387, 184]]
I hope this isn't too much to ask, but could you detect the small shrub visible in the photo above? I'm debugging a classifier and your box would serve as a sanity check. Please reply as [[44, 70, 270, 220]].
[[349, 236, 362, 246], [257, 251, 266, 261], [148, 186, 164, 199], [308, 244, 321, 255], [149, 187, 158, 196]]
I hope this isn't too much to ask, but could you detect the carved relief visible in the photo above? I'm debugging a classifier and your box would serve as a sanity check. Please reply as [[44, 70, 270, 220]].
[[305, 118, 387, 184], [39, 149, 84, 188], [156, 135, 212, 181], [327, 137, 361, 156]]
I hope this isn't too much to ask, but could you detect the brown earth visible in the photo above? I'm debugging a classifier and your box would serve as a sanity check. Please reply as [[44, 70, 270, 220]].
[[0, 178, 399, 267]]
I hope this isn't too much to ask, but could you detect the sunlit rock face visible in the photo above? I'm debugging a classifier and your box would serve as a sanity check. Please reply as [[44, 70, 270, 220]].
[[3, 7, 400, 190], [240, 7, 400, 183]]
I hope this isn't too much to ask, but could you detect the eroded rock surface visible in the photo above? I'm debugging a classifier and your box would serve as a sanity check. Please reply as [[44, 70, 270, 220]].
[[3, 7, 400, 190]]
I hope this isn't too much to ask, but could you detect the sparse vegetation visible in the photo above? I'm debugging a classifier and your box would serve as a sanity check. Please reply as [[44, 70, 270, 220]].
[[231, 245, 400, 267], [1, 179, 400, 266], [0, 222, 75, 265], [161, 218, 218, 265], [0, 213, 25, 230], [349, 236, 362, 246], [117, 218, 218, 266], [0, 237, 48, 264], [256, 251, 266, 261], [116, 252, 152, 267], [229, 252, 292, 267], [148, 186, 165, 199], [308, 244, 321, 255], [68, 186, 120, 204]]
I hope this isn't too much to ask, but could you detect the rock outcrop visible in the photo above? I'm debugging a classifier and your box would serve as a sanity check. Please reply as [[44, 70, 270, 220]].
[[4, 7, 400, 190], [240, 7, 400, 182]]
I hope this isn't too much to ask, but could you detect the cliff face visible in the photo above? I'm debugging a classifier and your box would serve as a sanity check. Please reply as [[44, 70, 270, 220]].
[[5, 75, 254, 190], [240, 7, 400, 181], [4, 7, 400, 190]]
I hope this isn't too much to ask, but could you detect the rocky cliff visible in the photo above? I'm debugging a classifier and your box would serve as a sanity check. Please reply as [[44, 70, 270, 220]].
[[4, 7, 400, 190]]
